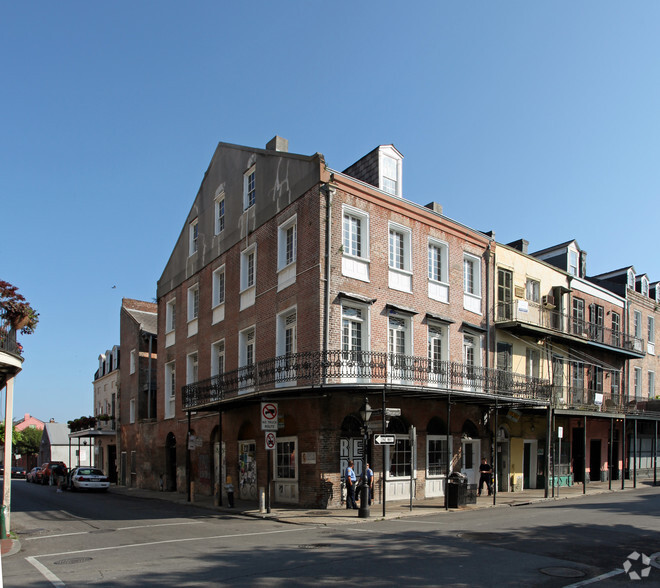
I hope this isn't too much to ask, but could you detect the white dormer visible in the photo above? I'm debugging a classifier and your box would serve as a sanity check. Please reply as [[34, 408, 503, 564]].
[[98, 354, 106, 376], [627, 268, 635, 288], [641, 275, 649, 297], [378, 145, 403, 197]]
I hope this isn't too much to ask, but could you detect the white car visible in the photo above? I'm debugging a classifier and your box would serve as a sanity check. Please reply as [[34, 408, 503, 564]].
[[69, 467, 110, 491]]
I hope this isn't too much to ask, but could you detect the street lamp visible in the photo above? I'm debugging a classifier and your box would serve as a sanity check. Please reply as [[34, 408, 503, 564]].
[[358, 397, 372, 518]]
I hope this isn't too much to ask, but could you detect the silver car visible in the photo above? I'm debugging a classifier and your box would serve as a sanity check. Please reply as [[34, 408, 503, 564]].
[[69, 467, 110, 491]]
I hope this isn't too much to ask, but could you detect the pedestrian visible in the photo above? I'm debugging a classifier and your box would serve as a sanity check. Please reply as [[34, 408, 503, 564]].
[[345, 460, 357, 509], [365, 462, 374, 506], [478, 457, 493, 496]]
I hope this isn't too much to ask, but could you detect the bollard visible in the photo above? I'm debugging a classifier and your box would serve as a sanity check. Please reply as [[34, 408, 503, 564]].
[[259, 487, 266, 513], [1, 505, 6, 539], [358, 483, 370, 518]]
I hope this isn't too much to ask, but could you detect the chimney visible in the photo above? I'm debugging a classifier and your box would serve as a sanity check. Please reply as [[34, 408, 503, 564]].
[[425, 202, 443, 215], [266, 136, 288, 152], [507, 239, 529, 254], [580, 250, 587, 278]]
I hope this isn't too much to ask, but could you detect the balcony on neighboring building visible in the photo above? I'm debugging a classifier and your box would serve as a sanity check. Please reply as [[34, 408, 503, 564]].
[[554, 386, 660, 418], [0, 310, 24, 388], [496, 301, 644, 357], [182, 350, 552, 411]]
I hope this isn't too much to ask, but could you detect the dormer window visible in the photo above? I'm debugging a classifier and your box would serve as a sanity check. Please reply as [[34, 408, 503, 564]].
[[378, 146, 403, 197], [628, 269, 635, 288], [189, 219, 199, 256], [641, 276, 649, 297], [568, 250, 578, 276], [244, 164, 256, 210]]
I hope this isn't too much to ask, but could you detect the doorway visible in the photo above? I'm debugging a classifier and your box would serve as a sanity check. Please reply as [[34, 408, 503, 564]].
[[523, 440, 538, 489], [590, 439, 602, 481], [108, 444, 117, 484], [497, 427, 510, 492], [238, 440, 257, 500], [461, 439, 481, 485], [572, 427, 585, 483]]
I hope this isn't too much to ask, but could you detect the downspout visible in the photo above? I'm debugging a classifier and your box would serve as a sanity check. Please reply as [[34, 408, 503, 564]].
[[484, 242, 492, 374], [147, 333, 153, 420], [322, 177, 335, 384]]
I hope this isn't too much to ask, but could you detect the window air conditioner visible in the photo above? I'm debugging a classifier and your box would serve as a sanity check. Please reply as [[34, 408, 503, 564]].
[[542, 294, 555, 308]]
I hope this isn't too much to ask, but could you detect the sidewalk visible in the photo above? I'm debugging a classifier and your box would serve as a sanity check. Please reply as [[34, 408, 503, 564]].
[[109, 479, 658, 527]]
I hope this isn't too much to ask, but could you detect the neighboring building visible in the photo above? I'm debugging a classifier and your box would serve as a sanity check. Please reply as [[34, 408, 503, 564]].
[[39, 422, 90, 467], [118, 298, 157, 488], [14, 413, 45, 432], [92, 345, 120, 481]]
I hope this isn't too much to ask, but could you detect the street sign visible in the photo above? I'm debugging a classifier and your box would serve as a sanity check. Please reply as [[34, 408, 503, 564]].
[[265, 431, 277, 451], [374, 434, 396, 445], [261, 402, 279, 431], [384, 408, 401, 417]]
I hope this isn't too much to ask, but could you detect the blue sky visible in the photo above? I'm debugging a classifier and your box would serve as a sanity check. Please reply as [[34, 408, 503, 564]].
[[2, 2, 659, 424]]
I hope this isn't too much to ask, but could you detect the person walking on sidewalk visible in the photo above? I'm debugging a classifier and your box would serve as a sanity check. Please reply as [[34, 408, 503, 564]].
[[478, 457, 493, 496], [345, 460, 358, 509]]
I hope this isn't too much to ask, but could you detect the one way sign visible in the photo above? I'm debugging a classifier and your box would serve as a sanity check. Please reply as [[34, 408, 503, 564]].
[[374, 434, 396, 445]]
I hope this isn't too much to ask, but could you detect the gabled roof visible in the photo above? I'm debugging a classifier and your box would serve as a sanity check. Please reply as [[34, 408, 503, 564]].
[[591, 266, 635, 280], [126, 308, 157, 335], [531, 239, 580, 257], [42, 422, 70, 446]]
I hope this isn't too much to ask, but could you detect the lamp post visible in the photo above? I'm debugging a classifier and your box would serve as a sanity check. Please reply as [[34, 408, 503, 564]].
[[358, 397, 372, 518]]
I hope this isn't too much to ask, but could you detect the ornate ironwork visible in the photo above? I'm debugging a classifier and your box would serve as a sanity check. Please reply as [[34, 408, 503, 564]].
[[182, 350, 552, 410]]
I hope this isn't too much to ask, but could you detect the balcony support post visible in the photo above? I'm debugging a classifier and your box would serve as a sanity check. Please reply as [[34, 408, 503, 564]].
[[609, 418, 613, 490], [654, 420, 658, 487], [186, 411, 191, 503], [583, 416, 587, 494], [445, 394, 451, 511], [621, 417, 626, 490], [633, 418, 637, 489], [545, 404, 552, 498]]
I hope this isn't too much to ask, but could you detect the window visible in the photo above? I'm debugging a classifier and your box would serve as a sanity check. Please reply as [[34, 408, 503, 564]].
[[572, 298, 585, 335], [212, 266, 225, 307], [463, 334, 481, 390], [571, 362, 584, 403], [627, 269, 635, 288], [589, 304, 604, 342], [186, 352, 198, 385], [428, 323, 448, 386], [612, 312, 620, 347], [388, 418, 411, 477], [189, 218, 199, 255], [215, 194, 225, 235], [277, 215, 297, 270], [343, 207, 368, 259], [634, 367, 642, 400], [642, 277, 649, 296], [526, 348, 540, 379], [497, 268, 513, 320], [244, 164, 256, 209], [568, 250, 578, 276], [381, 155, 399, 195], [497, 342, 513, 389], [388, 223, 412, 292], [428, 240, 448, 283], [166, 298, 176, 332], [240, 245, 256, 291], [239, 327, 256, 390], [427, 436, 450, 476], [211, 340, 225, 378], [589, 366, 603, 394], [275, 437, 297, 480], [649, 371, 655, 399], [341, 303, 370, 381], [164, 362, 176, 419], [389, 314, 413, 382], [276, 309, 297, 384], [129, 399, 135, 424], [463, 253, 482, 314], [187, 284, 200, 321], [633, 310, 642, 339], [525, 279, 540, 304], [611, 371, 620, 400], [648, 316, 655, 355], [130, 349, 136, 375]]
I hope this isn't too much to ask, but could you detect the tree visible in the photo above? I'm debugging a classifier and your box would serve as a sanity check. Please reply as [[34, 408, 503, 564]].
[[0, 280, 39, 334], [15, 427, 42, 457]]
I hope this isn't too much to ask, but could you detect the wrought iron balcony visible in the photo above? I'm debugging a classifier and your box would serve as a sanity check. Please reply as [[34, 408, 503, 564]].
[[0, 311, 22, 357], [495, 301, 644, 355], [553, 386, 623, 412], [182, 350, 552, 410]]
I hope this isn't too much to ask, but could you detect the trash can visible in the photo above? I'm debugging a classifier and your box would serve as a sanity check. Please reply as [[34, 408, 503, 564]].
[[447, 472, 468, 508]]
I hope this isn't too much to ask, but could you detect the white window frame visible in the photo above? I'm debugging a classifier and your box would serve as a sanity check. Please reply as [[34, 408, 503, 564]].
[[388, 222, 412, 293], [378, 146, 403, 197], [426, 435, 452, 478], [428, 322, 449, 387], [277, 215, 297, 270], [238, 326, 256, 391], [189, 218, 199, 256], [129, 398, 136, 424], [526, 278, 540, 304], [273, 436, 298, 481], [341, 302, 370, 382], [166, 298, 176, 333], [212, 265, 226, 308], [276, 307, 297, 386], [627, 269, 636, 288], [240, 244, 257, 292], [463, 253, 482, 314], [187, 284, 200, 322], [649, 371, 655, 399], [186, 351, 198, 387], [648, 316, 655, 355], [341, 205, 370, 282], [634, 367, 642, 400], [641, 276, 649, 296], [243, 164, 256, 210], [130, 349, 136, 375], [568, 249, 578, 276], [164, 361, 176, 419], [388, 312, 413, 384], [211, 339, 225, 378], [214, 193, 225, 235], [463, 332, 483, 391], [634, 310, 642, 339]]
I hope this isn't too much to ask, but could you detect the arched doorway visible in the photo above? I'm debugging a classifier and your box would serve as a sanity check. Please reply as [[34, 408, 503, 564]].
[[426, 416, 450, 497], [165, 432, 177, 491], [386, 416, 413, 500], [461, 420, 480, 485], [237, 421, 257, 501]]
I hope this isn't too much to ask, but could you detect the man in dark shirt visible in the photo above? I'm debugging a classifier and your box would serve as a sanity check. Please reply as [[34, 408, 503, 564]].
[[478, 457, 493, 496]]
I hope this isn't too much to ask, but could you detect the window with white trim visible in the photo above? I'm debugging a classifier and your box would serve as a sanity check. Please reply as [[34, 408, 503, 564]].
[[428, 239, 448, 284], [634, 367, 642, 400], [627, 269, 636, 288], [164, 361, 176, 419], [648, 316, 655, 355], [526, 348, 540, 379], [277, 215, 297, 270], [274, 437, 297, 480], [428, 322, 448, 386], [568, 250, 578, 276], [641, 276, 649, 296], [187, 284, 200, 321], [189, 218, 199, 256], [240, 245, 257, 292], [129, 399, 135, 424], [276, 308, 297, 384], [634, 310, 642, 339], [649, 371, 655, 399], [130, 349, 136, 375], [387, 418, 411, 477], [389, 313, 413, 383], [243, 164, 256, 210], [211, 340, 225, 378], [341, 302, 370, 380], [166, 298, 176, 332], [214, 194, 225, 235], [463, 253, 482, 313], [239, 326, 256, 389], [388, 222, 412, 292], [212, 266, 225, 308], [186, 352, 198, 385], [427, 435, 451, 476], [526, 278, 540, 303], [463, 333, 482, 390], [343, 207, 368, 259], [381, 155, 399, 195]]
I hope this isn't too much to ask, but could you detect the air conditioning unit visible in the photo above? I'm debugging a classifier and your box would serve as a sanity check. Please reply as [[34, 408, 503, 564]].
[[542, 294, 556, 308]]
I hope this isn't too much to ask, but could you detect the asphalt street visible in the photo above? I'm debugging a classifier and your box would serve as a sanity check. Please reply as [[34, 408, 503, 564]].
[[2, 479, 659, 587]]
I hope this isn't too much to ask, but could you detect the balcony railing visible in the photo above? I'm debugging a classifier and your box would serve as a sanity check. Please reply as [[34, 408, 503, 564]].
[[554, 386, 623, 412], [496, 301, 644, 354], [182, 350, 551, 410], [0, 311, 21, 357]]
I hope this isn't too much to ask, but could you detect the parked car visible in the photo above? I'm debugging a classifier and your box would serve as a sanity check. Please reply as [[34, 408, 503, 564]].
[[40, 462, 68, 486], [68, 467, 109, 491], [26, 466, 43, 483], [11, 466, 26, 478]]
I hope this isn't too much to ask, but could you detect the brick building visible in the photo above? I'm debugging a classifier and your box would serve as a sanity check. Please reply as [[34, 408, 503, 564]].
[[143, 137, 551, 508]]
